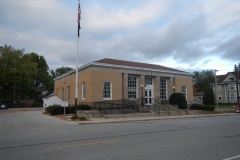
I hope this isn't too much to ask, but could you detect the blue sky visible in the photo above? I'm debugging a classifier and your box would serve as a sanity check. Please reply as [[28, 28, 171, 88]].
[[0, 0, 240, 75]]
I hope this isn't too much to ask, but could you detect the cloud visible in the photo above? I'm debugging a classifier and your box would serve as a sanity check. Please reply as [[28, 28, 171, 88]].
[[214, 34, 240, 61], [83, 0, 170, 33], [203, 0, 240, 30], [0, 0, 239, 74]]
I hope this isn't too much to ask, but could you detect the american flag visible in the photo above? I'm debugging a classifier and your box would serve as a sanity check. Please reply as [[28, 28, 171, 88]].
[[78, 1, 81, 37]]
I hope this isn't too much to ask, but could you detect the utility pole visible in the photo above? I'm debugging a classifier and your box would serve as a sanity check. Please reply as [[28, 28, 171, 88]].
[[214, 70, 218, 108], [235, 64, 239, 105]]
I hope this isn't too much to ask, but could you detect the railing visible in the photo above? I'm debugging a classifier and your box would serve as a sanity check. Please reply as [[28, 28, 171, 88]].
[[152, 99, 182, 116], [79, 98, 189, 117], [80, 99, 140, 117]]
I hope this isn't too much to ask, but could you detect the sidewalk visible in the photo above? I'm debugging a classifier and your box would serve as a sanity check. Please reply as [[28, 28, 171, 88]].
[[77, 112, 238, 125]]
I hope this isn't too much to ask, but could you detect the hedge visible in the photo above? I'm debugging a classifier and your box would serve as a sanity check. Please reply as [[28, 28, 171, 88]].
[[45, 104, 91, 115], [190, 104, 215, 111]]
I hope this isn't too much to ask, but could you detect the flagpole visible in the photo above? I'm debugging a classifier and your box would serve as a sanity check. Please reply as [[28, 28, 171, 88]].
[[75, 0, 81, 114], [75, 35, 79, 114]]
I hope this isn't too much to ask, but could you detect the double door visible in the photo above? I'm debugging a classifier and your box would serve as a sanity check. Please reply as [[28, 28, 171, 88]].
[[145, 89, 154, 105]]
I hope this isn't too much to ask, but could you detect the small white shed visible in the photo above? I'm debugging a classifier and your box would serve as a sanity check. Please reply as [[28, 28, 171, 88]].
[[42, 94, 63, 108]]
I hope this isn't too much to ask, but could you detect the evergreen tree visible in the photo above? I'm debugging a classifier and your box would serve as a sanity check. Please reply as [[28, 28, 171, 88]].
[[203, 87, 215, 105]]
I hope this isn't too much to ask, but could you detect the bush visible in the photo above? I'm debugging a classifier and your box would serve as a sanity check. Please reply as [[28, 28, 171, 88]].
[[79, 116, 87, 121], [45, 105, 64, 115], [69, 104, 91, 113], [71, 115, 79, 120], [77, 104, 91, 110], [45, 104, 91, 115], [190, 104, 215, 111], [169, 93, 187, 109]]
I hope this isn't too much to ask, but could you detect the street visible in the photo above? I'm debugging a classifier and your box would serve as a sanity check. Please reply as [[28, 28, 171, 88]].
[[0, 109, 240, 160]]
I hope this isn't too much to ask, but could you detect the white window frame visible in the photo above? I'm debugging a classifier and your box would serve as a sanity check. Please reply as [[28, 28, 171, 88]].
[[103, 81, 112, 100], [82, 82, 86, 100], [160, 78, 167, 100], [181, 86, 187, 100], [229, 84, 235, 90], [128, 76, 138, 99], [227, 93, 235, 100], [145, 77, 153, 85], [61, 88, 64, 100], [67, 86, 70, 101]]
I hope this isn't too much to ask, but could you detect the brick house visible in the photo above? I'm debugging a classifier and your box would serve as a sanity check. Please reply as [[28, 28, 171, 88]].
[[53, 58, 193, 106]]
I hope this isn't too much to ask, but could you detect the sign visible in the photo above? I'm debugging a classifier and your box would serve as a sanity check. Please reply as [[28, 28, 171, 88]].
[[0, 104, 8, 109], [61, 101, 69, 107]]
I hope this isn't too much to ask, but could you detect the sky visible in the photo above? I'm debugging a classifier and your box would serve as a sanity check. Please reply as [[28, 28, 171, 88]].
[[0, 0, 240, 75]]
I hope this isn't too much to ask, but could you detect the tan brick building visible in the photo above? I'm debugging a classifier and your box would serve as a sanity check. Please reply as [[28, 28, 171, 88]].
[[54, 58, 193, 106]]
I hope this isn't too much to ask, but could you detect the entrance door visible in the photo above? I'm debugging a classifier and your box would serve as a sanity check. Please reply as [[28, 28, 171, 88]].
[[145, 89, 153, 105]]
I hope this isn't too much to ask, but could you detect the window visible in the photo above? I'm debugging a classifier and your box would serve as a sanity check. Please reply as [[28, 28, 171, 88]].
[[218, 93, 222, 100], [160, 78, 167, 99], [103, 82, 112, 99], [145, 77, 152, 85], [128, 76, 137, 99], [227, 93, 235, 100], [67, 86, 70, 101], [217, 85, 221, 91], [61, 88, 64, 100], [229, 84, 235, 90], [181, 86, 187, 99], [82, 82, 86, 100]]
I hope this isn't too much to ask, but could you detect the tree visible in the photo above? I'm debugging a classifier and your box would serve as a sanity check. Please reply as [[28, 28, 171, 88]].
[[203, 87, 214, 105], [24, 53, 52, 98], [0, 45, 38, 100], [169, 93, 187, 109], [193, 70, 215, 92], [0, 45, 52, 101], [50, 66, 73, 79]]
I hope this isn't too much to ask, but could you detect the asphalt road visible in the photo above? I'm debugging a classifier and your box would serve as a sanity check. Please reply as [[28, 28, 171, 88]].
[[0, 109, 240, 160]]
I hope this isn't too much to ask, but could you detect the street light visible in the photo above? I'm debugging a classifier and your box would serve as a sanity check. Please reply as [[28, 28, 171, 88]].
[[172, 86, 176, 106]]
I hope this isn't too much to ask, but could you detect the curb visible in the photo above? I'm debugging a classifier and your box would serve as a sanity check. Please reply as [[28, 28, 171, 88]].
[[78, 113, 238, 125]]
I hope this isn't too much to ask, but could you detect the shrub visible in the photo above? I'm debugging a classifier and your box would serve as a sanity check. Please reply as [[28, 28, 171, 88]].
[[45, 104, 91, 115], [190, 104, 215, 111], [79, 116, 87, 121], [77, 104, 91, 110], [169, 93, 187, 109], [69, 104, 91, 113], [45, 105, 64, 115], [71, 115, 79, 120]]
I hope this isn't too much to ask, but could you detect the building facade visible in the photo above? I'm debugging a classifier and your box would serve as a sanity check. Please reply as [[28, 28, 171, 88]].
[[54, 58, 193, 106], [213, 72, 240, 104]]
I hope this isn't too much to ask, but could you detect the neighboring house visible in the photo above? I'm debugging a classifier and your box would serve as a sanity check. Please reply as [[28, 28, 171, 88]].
[[42, 93, 63, 108], [54, 58, 194, 106], [193, 91, 204, 104], [212, 72, 240, 104]]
